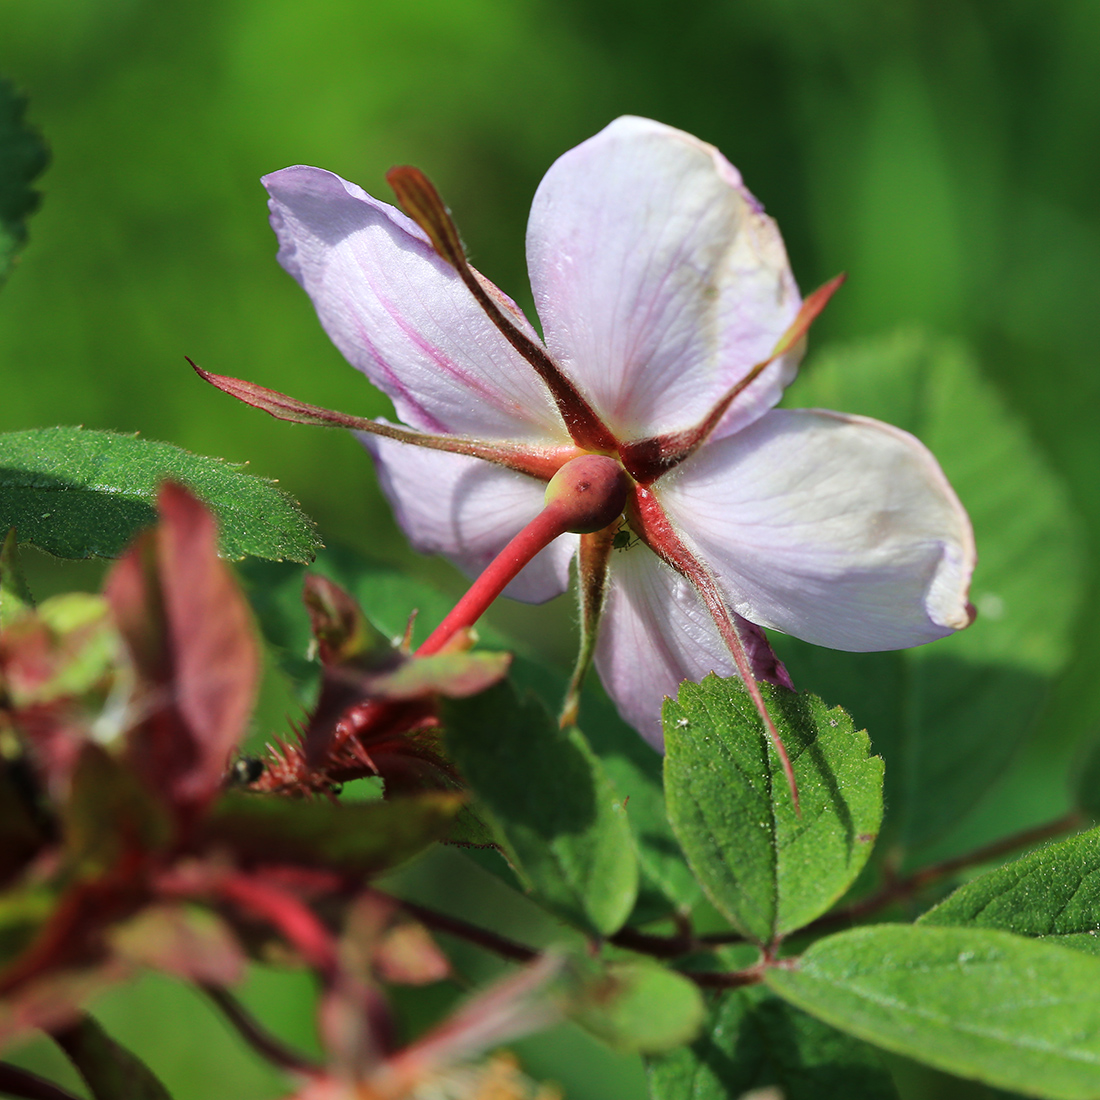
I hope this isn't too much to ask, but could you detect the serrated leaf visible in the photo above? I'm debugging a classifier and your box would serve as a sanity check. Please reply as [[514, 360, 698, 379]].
[[202, 791, 462, 876], [664, 676, 882, 943], [780, 331, 1086, 849], [0, 427, 319, 562], [442, 681, 638, 936], [920, 827, 1100, 953], [647, 986, 898, 1100], [0, 79, 49, 287], [766, 924, 1100, 1100], [571, 959, 704, 1053]]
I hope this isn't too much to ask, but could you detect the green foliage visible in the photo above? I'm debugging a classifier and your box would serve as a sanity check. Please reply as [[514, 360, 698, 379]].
[[52, 1014, 173, 1100], [648, 987, 898, 1100], [0, 79, 48, 288], [920, 827, 1100, 953], [767, 924, 1100, 1099], [0, 529, 33, 626], [780, 331, 1086, 850], [0, 427, 319, 562], [203, 791, 464, 876], [443, 681, 638, 936], [570, 959, 705, 1053], [664, 676, 882, 944]]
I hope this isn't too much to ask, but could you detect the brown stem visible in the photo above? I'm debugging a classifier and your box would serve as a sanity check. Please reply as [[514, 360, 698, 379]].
[[377, 893, 538, 964], [683, 964, 767, 990], [0, 1063, 83, 1100], [609, 925, 698, 960], [807, 810, 1087, 933], [201, 985, 322, 1077]]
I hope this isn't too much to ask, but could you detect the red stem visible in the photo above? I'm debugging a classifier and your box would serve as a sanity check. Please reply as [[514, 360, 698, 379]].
[[417, 503, 572, 657]]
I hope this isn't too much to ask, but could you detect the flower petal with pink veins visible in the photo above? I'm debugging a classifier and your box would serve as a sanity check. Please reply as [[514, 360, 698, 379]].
[[594, 548, 743, 749], [527, 116, 802, 443], [363, 430, 578, 604], [658, 409, 976, 651], [263, 166, 565, 442]]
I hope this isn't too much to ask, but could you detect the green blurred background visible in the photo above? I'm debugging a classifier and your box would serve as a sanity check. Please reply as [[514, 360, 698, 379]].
[[2, 0, 1099, 1097]]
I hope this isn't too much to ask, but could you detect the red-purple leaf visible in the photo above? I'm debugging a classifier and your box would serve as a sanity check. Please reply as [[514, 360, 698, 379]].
[[105, 484, 259, 813], [107, 903, 245, 987]]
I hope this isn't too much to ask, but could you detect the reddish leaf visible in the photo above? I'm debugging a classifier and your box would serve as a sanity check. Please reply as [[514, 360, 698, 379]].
[[303, 574, 393, 670], [107, 903, 245, 987], [105, 483, 259, 813]]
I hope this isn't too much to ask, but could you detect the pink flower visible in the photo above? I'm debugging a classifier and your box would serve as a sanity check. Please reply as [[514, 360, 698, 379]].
[[224, 117, 975, 754]]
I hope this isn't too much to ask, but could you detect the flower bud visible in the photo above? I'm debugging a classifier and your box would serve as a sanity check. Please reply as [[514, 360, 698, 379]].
[[544, 454, 630, 534]]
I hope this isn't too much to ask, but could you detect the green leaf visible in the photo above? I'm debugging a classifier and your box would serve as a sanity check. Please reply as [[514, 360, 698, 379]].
[[1075, 743, 1100, 821], [0, 527, 33, 626], [571, 959, 704, 1053], [779, 330, 1086, 849], [509, 659, 700, 921], [766, 924, 1100, 1099], [0, 79, 49, 287], [202, 791, 462, 876], [648, 986, 898, 1100], [920, 827, 1100, 953], [52, 1014, 172, 1100], [0, 427, 319, 562], [442, 681, 638, 936], [664, 676, 882, 943]]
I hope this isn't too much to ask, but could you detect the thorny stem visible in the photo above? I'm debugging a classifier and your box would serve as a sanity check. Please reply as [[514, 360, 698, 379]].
[[201, 984, 323, 1077], [0, 1063, 83, 1100]]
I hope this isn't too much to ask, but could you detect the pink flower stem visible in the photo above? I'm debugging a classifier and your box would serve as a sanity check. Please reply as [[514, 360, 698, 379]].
[[417, 503, 573, 658]]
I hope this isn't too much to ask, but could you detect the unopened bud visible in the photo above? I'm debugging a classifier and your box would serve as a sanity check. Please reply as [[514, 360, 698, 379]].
[[544, 454, 630, 534]]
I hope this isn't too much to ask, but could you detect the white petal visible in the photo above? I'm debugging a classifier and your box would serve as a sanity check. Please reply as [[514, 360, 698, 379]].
[[595, 548, 740, 749], [658, 409, 976, 650], [362, 430, 577, 604], [527, 117, 801, 442], [264, 166, 565, 442]]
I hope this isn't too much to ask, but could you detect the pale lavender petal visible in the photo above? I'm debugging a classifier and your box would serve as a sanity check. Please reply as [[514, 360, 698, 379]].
[[658, 409, 976, 650], [527, 116, 802, 442], [264, 166, 565, 442], [595, 548, 742, 750], [362, 429, 578, 604]]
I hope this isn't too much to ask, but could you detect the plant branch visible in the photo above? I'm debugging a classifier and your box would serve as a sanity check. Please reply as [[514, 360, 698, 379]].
[[200, 984, 322, 1077], [0, 1063, 83, 1100], [378, 893, 538, 964], [808, 809, 1087, 932]]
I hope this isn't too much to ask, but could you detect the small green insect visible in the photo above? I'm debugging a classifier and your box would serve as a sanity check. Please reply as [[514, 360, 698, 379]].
[[612, 522, 640, 552]]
